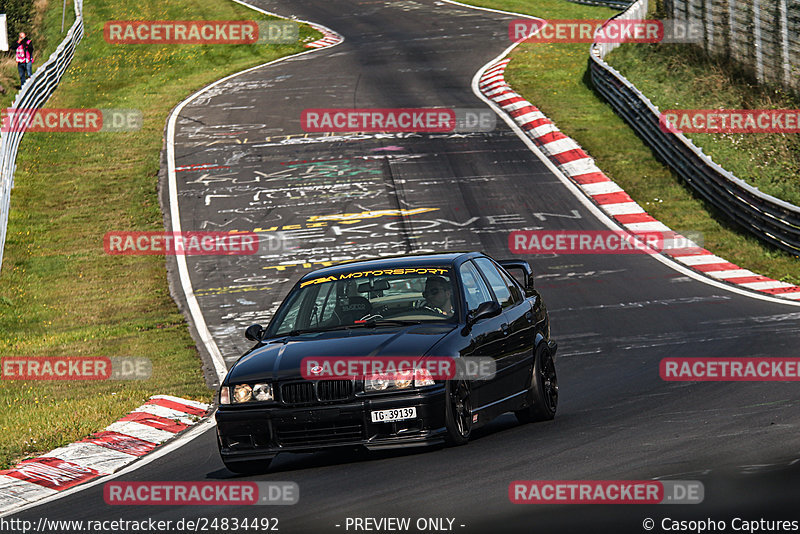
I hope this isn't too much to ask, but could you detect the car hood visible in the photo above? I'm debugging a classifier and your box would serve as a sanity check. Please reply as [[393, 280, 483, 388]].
[[225, 324, 457, 384]]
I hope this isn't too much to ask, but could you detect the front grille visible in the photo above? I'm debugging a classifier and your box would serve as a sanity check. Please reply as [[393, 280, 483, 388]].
[[275, 421, 364, 447], [281, 382, 314, 404], [280, 380, 354, 405], [317, 379, 353, 402]]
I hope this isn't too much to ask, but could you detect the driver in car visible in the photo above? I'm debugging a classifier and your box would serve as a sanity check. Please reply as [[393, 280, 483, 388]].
[[421, 276, 454, 317]]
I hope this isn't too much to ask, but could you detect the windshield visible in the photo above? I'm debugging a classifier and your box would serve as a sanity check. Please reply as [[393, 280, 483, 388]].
[[266, 266, 458, 336]]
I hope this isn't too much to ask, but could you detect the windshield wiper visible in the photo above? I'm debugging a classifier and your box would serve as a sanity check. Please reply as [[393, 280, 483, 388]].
[[280, 320, 422, 337], [282, 325, 352, 336], [361, 319, 423, 327]]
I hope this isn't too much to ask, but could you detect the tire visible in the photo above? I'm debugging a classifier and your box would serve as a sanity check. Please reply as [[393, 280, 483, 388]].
[[444, 379, 472, 445], [222, 457, 273, 475], [515, 344, 558, 423]]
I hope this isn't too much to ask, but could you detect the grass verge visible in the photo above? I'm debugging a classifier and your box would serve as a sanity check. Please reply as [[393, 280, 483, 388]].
[[607, 5, 800, 206], [462, 0, 800, 283], [0, 0, 319, 469]]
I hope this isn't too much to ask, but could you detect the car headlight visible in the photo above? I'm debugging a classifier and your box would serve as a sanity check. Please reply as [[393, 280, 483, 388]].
[[225, 383, 273, 403], [364, 373, 392, 392], [394, 369, 414, 389], [252, 383, 273, 401], [414, 368, 435, 387], [364, 370, 421, 392], [233, 384, 252, 403]]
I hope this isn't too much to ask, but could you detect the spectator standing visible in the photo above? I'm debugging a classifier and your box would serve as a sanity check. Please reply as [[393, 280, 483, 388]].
[[14, 32, 34, 87]]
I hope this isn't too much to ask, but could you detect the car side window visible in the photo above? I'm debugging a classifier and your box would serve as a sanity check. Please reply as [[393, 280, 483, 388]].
[[474, 258, 514, 308], [496, 265, 523, 304], [312, 282, 337, 326], [459, 261, 494, 313]]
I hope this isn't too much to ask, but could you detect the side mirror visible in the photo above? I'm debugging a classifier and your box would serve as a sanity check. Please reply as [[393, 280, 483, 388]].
[[244, 324, 265, 342], [498, 259, 535, 296], [468, 301, 502, 326]]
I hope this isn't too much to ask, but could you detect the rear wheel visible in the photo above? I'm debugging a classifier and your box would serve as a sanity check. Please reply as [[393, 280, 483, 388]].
[[222, 457, 273, 475], [444, 379, 472, 445], [515, 345, 558, 423]]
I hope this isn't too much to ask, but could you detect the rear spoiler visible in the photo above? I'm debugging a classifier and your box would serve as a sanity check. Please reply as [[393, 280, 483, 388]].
[[497, 259, 535, 296]]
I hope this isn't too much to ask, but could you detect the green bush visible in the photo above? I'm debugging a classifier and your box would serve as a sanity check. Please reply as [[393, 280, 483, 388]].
[[0, 0, 35, 49]]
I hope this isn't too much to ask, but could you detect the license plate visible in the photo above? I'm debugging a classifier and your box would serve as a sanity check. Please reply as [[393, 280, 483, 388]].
[[370, 407, 416, 422]]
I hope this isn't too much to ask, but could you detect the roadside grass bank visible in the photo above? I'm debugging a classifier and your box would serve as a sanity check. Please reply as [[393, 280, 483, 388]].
[[607, 6, 800, 207], [462, 0, 800, 284], [0, 0, 319, 469]]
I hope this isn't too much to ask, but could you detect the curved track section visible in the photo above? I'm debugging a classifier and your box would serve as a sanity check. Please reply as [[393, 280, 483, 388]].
[[10, 1, 800, 532]]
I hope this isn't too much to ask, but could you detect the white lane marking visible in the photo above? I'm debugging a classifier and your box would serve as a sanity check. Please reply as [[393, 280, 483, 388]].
[[514, 111, 546, 124], [44, 443, 134, 474], [559, 158, 601, 177], [104, 422, 175, 444], [0, 476, 57, 508], [601, 202, 645, 216], [705, 269, 756, 279], [134, 404, 199, 425], [538, 137, 580, 155], [626, 221, 671, 232], [527, 122, 561, 138], [739, 280, 796, 290], [580, 181, 624, 196], [677, 254, 728, 266]]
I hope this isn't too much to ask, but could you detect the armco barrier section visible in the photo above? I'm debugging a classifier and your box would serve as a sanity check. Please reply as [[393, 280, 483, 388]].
[[0, 0, 84, 274], [589, 0, 800, 256], [567, 0, 632, 9]]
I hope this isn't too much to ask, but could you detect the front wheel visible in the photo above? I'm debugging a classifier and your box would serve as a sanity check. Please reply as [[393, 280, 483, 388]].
[[515, 345, 558, 423], [444, 379, 472, 445]]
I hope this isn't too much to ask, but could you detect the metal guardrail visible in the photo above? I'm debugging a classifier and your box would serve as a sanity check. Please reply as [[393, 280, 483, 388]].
[[0, 0, 84, 273], [589, 0, 800, 256], [566, 0, 632, 9]]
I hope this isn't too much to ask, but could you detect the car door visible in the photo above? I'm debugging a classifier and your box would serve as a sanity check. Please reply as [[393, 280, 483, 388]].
[[473, 257, 532, 397], [493, 261, 537, 392], [457, 260, 506, 409]]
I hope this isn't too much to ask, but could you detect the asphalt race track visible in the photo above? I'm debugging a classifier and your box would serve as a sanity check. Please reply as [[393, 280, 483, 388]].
[[11, 0, 800, 532]]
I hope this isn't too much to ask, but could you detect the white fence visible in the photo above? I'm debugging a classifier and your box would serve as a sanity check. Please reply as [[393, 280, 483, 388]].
[[0, 0, 84, 273]]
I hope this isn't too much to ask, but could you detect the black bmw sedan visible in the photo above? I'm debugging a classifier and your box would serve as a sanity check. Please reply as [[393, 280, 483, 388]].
[[215, 252, 558, 473]]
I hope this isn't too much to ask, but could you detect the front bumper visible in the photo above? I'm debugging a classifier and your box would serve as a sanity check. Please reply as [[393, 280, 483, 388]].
[[216, 385, 447, 461]]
